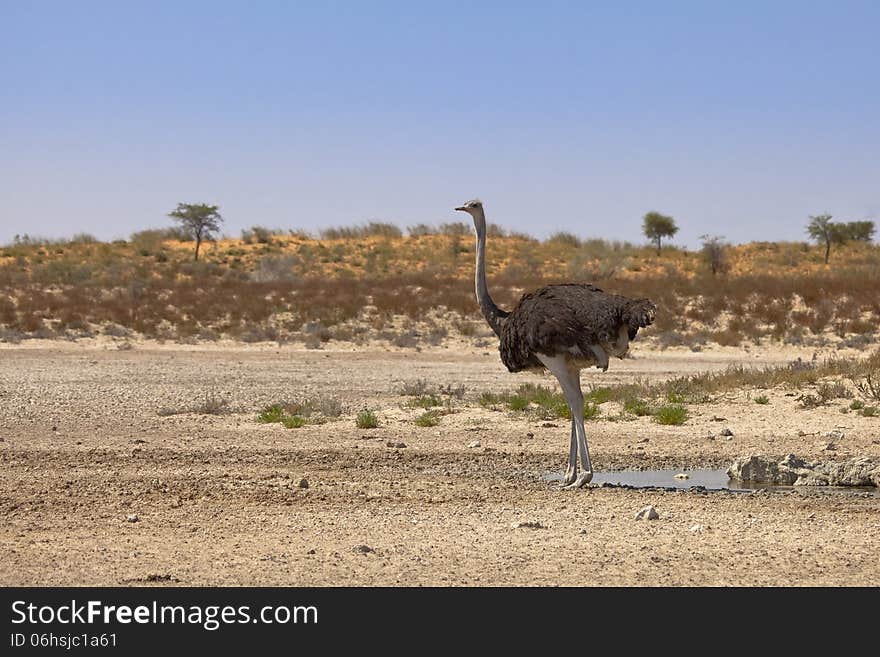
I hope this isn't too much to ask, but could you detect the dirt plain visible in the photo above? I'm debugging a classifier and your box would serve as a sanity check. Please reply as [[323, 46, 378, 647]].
[[1, 339, 879, 586]]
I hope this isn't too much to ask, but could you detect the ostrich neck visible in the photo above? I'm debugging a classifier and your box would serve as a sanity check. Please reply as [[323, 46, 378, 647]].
[[474, 222, 507, 337]]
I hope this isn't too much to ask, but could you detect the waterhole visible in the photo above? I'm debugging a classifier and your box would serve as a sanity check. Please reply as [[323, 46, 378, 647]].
[[543, 468, 879, 495]]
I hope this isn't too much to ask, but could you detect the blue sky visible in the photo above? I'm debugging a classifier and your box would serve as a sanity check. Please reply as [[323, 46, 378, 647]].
[[1, 1, 878, 247]]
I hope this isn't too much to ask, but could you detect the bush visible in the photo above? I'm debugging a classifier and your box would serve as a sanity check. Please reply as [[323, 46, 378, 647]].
[[652, 404, 688, 425], [623, 397, 652, 416], [356, 409, 379, 428], [415, 410, 441, 427], [281, 415, 307, 428]]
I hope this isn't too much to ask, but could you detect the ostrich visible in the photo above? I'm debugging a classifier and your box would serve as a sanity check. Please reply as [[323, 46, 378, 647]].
[[455, 199, 656, 488]]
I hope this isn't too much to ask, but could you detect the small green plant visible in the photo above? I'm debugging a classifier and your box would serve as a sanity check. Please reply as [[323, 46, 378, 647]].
[[282, 415, 307, 428], [859, 405, 878, 417], [653, 404, 688, 425], [257, 404, 286, 423], [357, 409, 379, 429], [585, 387, 613, 404], [754, 394, 770, 405], [415, 410, 441, 427], [507, 395, 529, 411], [583, 401, 601, 420], [479, 391, 503, 408], [623, 397, 652, 417], [849, 399, 864, 410], [540, 397, 571, 420], [410, 394, 441, 409]]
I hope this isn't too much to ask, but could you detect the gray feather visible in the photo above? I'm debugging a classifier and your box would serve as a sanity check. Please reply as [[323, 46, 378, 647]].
[[498, 283, 656, 372]]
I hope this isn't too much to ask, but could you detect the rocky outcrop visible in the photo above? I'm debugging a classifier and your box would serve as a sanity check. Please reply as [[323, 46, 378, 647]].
[[727, 454, 880, 488]]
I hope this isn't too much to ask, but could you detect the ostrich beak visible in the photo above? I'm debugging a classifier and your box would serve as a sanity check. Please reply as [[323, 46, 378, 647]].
[[454, 206, 467, 212]]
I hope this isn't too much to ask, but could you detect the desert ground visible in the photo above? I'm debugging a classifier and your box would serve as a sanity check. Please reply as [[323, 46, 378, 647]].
[[1, 339, 878, 586]]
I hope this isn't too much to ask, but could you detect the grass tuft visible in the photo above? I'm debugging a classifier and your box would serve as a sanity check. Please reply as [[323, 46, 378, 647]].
[[414, 410, 442, 427], [356, 409, 379, 429], [652, 404, 689, 425]]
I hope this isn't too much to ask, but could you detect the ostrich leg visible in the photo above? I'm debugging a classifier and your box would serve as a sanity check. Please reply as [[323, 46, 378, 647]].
[[563, 416, 578, 486], [569, 368, 593, 487], [538, 354, 593, 488]]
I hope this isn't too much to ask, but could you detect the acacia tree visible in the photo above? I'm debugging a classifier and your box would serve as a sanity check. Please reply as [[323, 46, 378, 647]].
[[838, 220, 875, 243], [642, 211, 679, 255], [806, 213, 836, 264], [167, 203, 223, 261]]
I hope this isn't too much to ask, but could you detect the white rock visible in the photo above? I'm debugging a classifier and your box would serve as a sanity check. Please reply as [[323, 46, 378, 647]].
[[467, 440, 481, 449], [674, 473, 690, 480], [689, 524, 704, 532], [634, 505, 659, 521], [126, 514, 139, 523]]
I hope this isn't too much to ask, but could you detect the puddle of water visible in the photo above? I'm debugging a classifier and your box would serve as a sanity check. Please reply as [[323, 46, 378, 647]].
[[543, 468, 879, 495]]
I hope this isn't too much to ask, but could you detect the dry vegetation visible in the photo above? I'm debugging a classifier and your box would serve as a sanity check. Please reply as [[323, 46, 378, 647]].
[[1, 226, 879, 349]]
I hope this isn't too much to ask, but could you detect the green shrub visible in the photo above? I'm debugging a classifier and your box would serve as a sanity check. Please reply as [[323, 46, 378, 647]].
[[415, 410, 441, 427], [257, 404, 286, 423], [754, 394, 770, 405], [585, 387, 613, 404], [357, 409, 379, 428], [623, 397, 652, 417], [410, 394, 441, 409], [282, 415, 307, 428], [653, 404, 688, 425], [583, 402, 601, 420]]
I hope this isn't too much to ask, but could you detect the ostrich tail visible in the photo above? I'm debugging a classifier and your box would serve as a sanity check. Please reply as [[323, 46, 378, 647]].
[[624, 299, 656, 329]]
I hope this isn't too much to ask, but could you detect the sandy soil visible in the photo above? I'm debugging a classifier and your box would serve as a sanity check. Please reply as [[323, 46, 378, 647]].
[[1, 340, 878, 586]]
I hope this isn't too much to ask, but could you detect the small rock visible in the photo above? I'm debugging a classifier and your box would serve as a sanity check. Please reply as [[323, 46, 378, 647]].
[[525, 432, 534, 439], [720, 428, 734, 437], [297, 478, 309, 489], [674, 473, 689, 480], [395, 442, 407, 449], [126, 514, 139, 523], [689, 524, 704, 533], [634, 505, 659, 521], [806, 513, 815, 520], [511, 520, 546, 529], [541, 423, 559, 428], [638, 437, 649, 444], [823, 430, 845, 441], [822, 442, 836, 451], [353, 544, 374, 554], [467, 440, 481, 449], [307, 549, 316, 554], [712, 416, 726, 422]]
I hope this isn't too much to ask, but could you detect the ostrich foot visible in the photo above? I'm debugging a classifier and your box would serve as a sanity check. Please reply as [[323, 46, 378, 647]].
[[563, 471, 593, 489], [560, 465, 578, 487]]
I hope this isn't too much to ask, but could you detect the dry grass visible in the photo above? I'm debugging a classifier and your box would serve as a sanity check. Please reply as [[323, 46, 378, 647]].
[[1, 229, 879, 347]]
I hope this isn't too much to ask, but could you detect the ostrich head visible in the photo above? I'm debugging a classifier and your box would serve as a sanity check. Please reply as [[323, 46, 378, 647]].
[[454, 199, 486, 234]]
